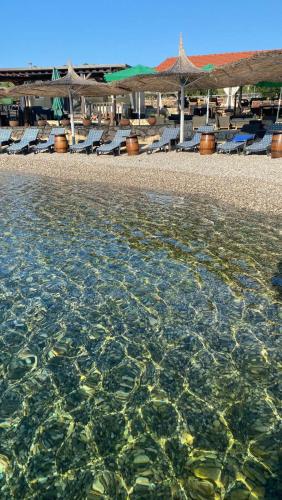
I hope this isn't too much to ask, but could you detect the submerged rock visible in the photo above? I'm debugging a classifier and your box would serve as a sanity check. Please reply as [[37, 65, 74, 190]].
[[87, 470, 127, 499], [0, 454, 10, 476], [185, 476, 215, 499], [7, 351, 37, 380], [142, 400, 178, 438]]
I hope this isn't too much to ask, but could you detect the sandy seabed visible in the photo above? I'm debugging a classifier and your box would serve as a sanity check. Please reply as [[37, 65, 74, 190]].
[[0, 151, 282, 215]]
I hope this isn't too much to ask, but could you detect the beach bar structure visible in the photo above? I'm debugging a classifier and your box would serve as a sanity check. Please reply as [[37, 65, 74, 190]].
[[0, 64, 129, 84]]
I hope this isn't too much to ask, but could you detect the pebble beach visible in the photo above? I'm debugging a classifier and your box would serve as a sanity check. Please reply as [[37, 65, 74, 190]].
[[0, 151, 281, 215]]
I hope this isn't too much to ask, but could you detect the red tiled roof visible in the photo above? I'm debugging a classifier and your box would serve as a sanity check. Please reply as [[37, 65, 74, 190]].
[[156, 50, 270, 71]]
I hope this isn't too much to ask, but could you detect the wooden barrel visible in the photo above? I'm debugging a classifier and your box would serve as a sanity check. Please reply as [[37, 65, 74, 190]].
[[200, 132, 216, 155], [54, 134, 68, 153], [271, 132, 282, 158], [126, 135, 139, 156]]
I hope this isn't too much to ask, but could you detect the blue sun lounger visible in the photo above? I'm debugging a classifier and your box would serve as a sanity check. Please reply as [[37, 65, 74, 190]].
[[0, 129, 12, 152], [176, 126, 214, 152], [96, 129, 131, 155], [244, 132, 273, 155], [147, 127, 180, 153], [217, 133, 255, 154], [33, 127, 65, 153], [70, 129, 103, 153], [7, 128, 39, 154], [269, 122, 282, 132]]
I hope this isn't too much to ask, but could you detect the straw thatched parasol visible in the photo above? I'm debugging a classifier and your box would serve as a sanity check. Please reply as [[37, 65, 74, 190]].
[[110, 35, 206, 142], [186, 49, 282, 90], [6, 65, 123, 143]]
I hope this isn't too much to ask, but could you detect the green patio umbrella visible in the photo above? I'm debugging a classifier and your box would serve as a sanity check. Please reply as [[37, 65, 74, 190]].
[[256, 81, 282, 88], [256, 81, 282, 121], [51, 68, 64, 122], [105, 64, 157, 82], [202, 63, 215, 72], [105, 65, 157, 123]]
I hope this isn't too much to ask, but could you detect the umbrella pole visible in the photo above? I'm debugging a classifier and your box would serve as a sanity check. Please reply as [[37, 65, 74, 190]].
[[180, 83, 185, 143], [206, 89, 210, 125], [276, 87, 282, 122], [138, 92, 141, 125], [68, 89, 75, 145]]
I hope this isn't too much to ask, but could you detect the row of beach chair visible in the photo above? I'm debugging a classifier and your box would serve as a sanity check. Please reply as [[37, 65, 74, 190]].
[[1, 124, 281, 156], [173, 124, 282, 155], [217, 123, 282, 154], [0, 128, 39, 154], [0, 128, 131, 155]]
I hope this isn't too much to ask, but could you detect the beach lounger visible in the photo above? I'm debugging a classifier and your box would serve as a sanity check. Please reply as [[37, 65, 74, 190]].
[[269, 122, 282, 131], [0, 129, 12, 152], [217, 133, 255, 154], [96, 129, 131, 155], [33, 127, 65, 153], [70, 129, 103, 154], [176, 126, 214, 152], [147, 127, 180, 154], [7, 128, 39, 154], [244, 132, 272, 155]]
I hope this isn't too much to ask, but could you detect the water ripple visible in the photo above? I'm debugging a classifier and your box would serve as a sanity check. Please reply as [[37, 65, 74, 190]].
[[0, 173, 281, 499]]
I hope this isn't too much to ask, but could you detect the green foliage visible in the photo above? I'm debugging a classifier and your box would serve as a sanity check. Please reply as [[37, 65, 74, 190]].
[[255, 86, 281, 98]]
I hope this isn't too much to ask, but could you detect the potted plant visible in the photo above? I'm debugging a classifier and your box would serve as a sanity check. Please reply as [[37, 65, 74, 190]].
[[9, 119, 19, 127], [37, 116, 47, 127], [82, 115, 92, 127], [119, 115, 130, 126], [147, 114, 157, 126]]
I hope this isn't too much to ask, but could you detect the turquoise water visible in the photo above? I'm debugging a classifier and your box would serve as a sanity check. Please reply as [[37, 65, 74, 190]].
[[0, 173, 281, 499]]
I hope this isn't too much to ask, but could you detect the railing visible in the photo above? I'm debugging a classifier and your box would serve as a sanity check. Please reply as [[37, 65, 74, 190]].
[[88, 103, 129, 117]]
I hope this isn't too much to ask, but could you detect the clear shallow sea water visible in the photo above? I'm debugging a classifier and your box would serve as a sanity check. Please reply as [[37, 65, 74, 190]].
[[0, 173, 281, 500]]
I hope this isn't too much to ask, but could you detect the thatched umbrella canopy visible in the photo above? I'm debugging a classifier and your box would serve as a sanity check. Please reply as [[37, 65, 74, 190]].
[[185, 49, 282, 122], [6, 65, 121, 97], [6, 65, 123, 143], [110, 34, 206, 141], [186, 49, 282, 90]]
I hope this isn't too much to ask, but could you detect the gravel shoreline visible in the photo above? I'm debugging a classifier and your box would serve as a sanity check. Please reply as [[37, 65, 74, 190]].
[[0, 151, 281, 215]]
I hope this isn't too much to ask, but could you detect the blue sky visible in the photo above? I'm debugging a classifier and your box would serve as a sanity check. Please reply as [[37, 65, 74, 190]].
[[1, 0, 281, 68]]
